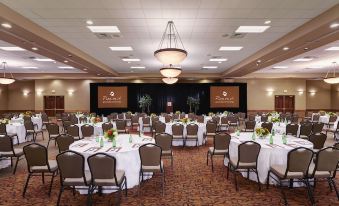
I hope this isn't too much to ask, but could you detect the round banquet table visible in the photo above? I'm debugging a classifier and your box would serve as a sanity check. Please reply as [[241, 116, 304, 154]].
[[69, 134, 154, 193], [76, 122, 117, 138], [10, 116, 43, 131], [224, 132, 313, 185], [164, 122, 206, 146], [255, 122, 300, 136]]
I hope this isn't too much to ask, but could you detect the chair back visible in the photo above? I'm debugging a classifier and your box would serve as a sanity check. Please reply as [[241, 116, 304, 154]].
[[67, 125, 79, 138], [221, 116, 228, 124], [23, 143, 49, 172], [312, 147, 339, 176], [214, 133, 231, 151], [196, 116, 204, 123], [0, 135, 13, 153], [186, 123, 198, 136], [261, 115, 268, 122], [102, 122, 113, 133], [261, 122, 273, 132], [299, 123, 312, 137], [286, 124, 298, 136], [206, 122, 217, 134], [142, 117, 150, 125], [165, 115, 172, 123], [116, 120, 126, 131], [172, 123, 184, 136], [286, 147, 313, 175], [62, 120, 72, 130], [238, 141, 261, 165], [248, 115, 255, 121], [125, 113, 132, 120], [212, 116, 220, 124], [0, 123, 7, 134], [312, 114, 320, 122], [88, 153, 118, 184], [56, 134, 74, 153], [312, 122, 324, 134], [23, 116, 32, 123], [118, 113, 124, 120], [308, 133, 327, 150], [42, 113, 49, 122], [155, 133, 172, 152], [245, 121, 256, 131], [69, 115, 78, 124], [56, 151, 86, 183], [155, 122, 166, 134], [24, 121, 35, 131], [329, 115, 337, 123], [291, 116, 299, 124], [81, 124, 94, 138], [139, 143, 162, 168], [79, 116, 87, 123], [111, 113, 118, 120], [131, 115, 139, 124], [47, 123, 60, 135], [151, 116, 159, 124], [228, 115, 238, 124]]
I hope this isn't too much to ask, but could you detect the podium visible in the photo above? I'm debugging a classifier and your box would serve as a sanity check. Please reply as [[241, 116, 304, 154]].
[[166, 101, 173, 113]]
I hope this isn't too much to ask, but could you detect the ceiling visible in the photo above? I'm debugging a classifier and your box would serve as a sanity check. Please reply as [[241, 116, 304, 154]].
[[1, 0, 338, 78]]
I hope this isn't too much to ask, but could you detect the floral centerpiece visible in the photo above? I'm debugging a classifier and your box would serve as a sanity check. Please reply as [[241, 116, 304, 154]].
[[327, 112, 336, 116], [150, 113, 157, 117], [127, 111, 132, 114], [181, 117, 190, 124], [1, 118, 10, 124], [208, 112, 214, 117], [319, 110, 326, 115], [25, 111, 32, 116], [175, 111, 181, 115], [255, 127, 270, 138], [271, 117, 280, 123], [91, 117, 101, 124], [223, 111, 228, 115], [104, 128, 118, 142]]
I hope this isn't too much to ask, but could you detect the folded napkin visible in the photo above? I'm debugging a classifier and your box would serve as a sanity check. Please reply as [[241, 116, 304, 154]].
[[106, 147, 122, 153], [142, 138, 152, 142], [83, 147, 101, 153], [132, 143, 141, 148], [72, 143, 88, 148]]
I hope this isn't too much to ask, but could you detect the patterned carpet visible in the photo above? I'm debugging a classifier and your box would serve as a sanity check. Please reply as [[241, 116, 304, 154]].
[[0, 131, 339, 206]]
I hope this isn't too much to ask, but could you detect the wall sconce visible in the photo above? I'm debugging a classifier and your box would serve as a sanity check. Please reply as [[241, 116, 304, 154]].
[[23, 90, 30, 96], [297, 90, 304, 95], [309, 90, 316, 96], [266, 88, 274, 96], [36, 89, 43, 96], [68, 89, 74, 96], [51, 90, 56, 94], [283, 89, 288, 93]]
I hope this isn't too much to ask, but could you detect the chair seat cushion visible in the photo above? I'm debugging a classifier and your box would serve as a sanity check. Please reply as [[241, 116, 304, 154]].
[[162, 150, 172, 156], [93, 170, 125, 186], [143, 124, 151, 127], [64, 171, 91, 186], [270, 164, 304, 179], [209, 147, 228, 155], [230, 157, 256, 169], [308, 163, 332, 178], [0, 148, 22, 157], [173, 135, 183, 139], [49, 134, 59, 138], [30, 160, 58, 173], [142, 161, 163, 172], [206, 132, 216, 136], [26, 130, 35, 133], [186, 135, 198, 139]]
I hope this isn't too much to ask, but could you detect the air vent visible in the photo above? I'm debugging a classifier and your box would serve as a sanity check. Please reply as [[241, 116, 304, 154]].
[[229, 32, 246, 39], [94, 33, 121, 39]]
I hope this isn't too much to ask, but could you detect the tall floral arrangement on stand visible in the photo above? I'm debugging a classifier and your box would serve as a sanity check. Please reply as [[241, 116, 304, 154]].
[[187, 96, 200, 114], [138, 94, 152, 114]]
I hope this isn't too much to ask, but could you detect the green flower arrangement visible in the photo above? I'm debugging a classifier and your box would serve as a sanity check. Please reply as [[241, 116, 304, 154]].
[[1, 118, 10, 124], [327, 112, 336, 116], [150, 113, 157, 117], [181, 117, 190, 124], [104, 128, 118, 141], [208, 112, 214, 117], [271, 117, 280, 123], [255, 127, 270, 138], [25, 111, 32, 116], [223, 111, 228, 115]]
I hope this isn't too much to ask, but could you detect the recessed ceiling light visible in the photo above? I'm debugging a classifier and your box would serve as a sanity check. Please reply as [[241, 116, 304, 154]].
[[83, 68, 88, 71], [264, 20, 271, 24], [219, 46, 243, 51], [283, 47, 289, 51], [109, 46, 133, 51], [122, 58, 140, 62], [58, 66, 74, 69], [34, 58, 55, 62], [273, 66, 288, 69], [1, 23, 12, 29], [64, 60, 68, 63], [31, 47, 38, 51], [325, 47, 339, 51], [209, 58, 227, 62], [330, 23, 339, 29], [86, 20, 93, 25], [87, 26, 120, 33], [304, 47, 309, 51], [97, 73, 102, 76], [235, 26, 270, 33], [0, 47, 26, 51], [22, 66, 38, 69], [294, 58, 313, 62], [203, 66, 218, 69], [307, 65, 324, 69], [130, 66, 145, 69], [257, 60, 262, 63]]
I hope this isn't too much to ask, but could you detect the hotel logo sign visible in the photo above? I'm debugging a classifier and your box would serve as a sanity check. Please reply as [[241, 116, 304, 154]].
[[98, 86, 128, 108], [210, 86, 239, 108]]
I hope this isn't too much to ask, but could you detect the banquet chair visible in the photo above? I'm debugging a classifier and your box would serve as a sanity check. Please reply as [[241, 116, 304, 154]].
[[142, 117, 151, 134], [131, 115, 139, 131], [164, 114, 172, 123], [0, 135, 24, 174], [312, 114, 320, 123], [118, 113, 124, 120], [56, 134, 74, 153], [261, 122, 273, 132], [188, 113, 195, 119], [280, 114, 286, 122], [116, 120, 128, 134], [204, 122, 217, 145], [69, 115, 78, 125], [286, 124, 299, 137], [303, 112, 313, 121], [243, 121, 255, 132], [78, 116, 87, 124], [247, 115, 255, 121], [173, 113, 179, 120], [56, 151, 91, 206], [308, 133, 327, 151], [62, 120, 72, 133], [155, 133, 173, 168], [326, 115, 338, 128], [291, 115, 299, 124], [25, 121, 44, 142], [125, 113, 132, 126], [153, 121, 166, 138], [228, 115, 239, 129], [308, 147, 339, 202], [107, 115, 113, 122], [212, 116, 221, 126], [102, 122, 113, 133], [267, 147, 314, 205], [312, 122, 324, 134], [220, 116, 229, 131], [261, 115, 268, 122], [47, 123, 60, 148], [227, 141, 261, 191], [325, 121, 339, 140], [111, 113, 118, 121], [22, 143, 58, 197], [207, 133, 230, 172], [41, 113, 49, 130], [186, 123, 199, 147], [151, 116, 160, 125], [138, 143, 164, 196], [66, 125, 80, 140], [87, 153, 127, 205], [238, 112, 246, 125], [0, 123, 19, 145], [81, 124, 94, 138], [285, 115, 292, 123], [299, 123, 313, 139], [196, 115, 204, 123], [172, 123, 184, 146]]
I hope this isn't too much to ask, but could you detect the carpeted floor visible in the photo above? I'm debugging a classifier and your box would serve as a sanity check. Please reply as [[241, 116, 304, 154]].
[[0, 128, 339, 206]]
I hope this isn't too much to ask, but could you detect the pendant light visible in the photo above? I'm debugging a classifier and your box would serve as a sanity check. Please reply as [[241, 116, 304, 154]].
[[0, 62, 15, 84], [324, 62, 339, 84]]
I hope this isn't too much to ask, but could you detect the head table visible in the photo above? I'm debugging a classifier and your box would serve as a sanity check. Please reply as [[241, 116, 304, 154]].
[[224, 132, 313, 185], [69, 134, 154, 193]]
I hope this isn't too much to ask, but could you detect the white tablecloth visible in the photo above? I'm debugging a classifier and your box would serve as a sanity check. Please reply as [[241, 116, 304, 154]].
[[224, 132, 313, 185], [69, 134, 154, 193], [164, 122, 206, 146], [11, 117, 43, 131], [76, 122, 116, 138]]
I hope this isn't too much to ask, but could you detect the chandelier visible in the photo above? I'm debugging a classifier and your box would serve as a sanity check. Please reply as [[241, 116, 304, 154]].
[[162, 77, 178, 84], [0, 62, 15, 84], [160, 67, 182, 78], [324, 62, 339, 84]]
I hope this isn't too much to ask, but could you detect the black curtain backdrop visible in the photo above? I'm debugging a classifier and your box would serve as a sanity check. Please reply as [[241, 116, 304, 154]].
[[90, 83, 247, 115]]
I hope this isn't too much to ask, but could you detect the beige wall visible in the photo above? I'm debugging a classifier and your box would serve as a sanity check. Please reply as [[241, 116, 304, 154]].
[[0, 84, 8, 110], [306, 80, 332, 110], [7, 80, 35, 111], [331, 84, 339, 110]]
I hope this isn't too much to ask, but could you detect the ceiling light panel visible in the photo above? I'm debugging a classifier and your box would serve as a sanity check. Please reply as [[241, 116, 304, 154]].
[[235, 26, 270, 33], [0, 47, 26, 51], [219, 46, 243, 51], [87, 26, 120, 33]]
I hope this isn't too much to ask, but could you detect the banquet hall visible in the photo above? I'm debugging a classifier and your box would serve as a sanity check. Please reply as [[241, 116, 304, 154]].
[[0, 0, 339, 205]]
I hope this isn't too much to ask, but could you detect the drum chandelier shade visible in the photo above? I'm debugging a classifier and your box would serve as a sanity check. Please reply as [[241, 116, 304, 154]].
[[323, 62, 339, 84], [160, 67, 182, 78], [162, 77, 178, 84], [154, 21, 187, 65], [0, 62, 15, 84]]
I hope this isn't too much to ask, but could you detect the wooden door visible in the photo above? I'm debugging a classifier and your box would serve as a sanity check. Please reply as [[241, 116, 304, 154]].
[[55, 96, 65, 115], [44, 96, 65, 116], [275, 95, 295, 113]]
